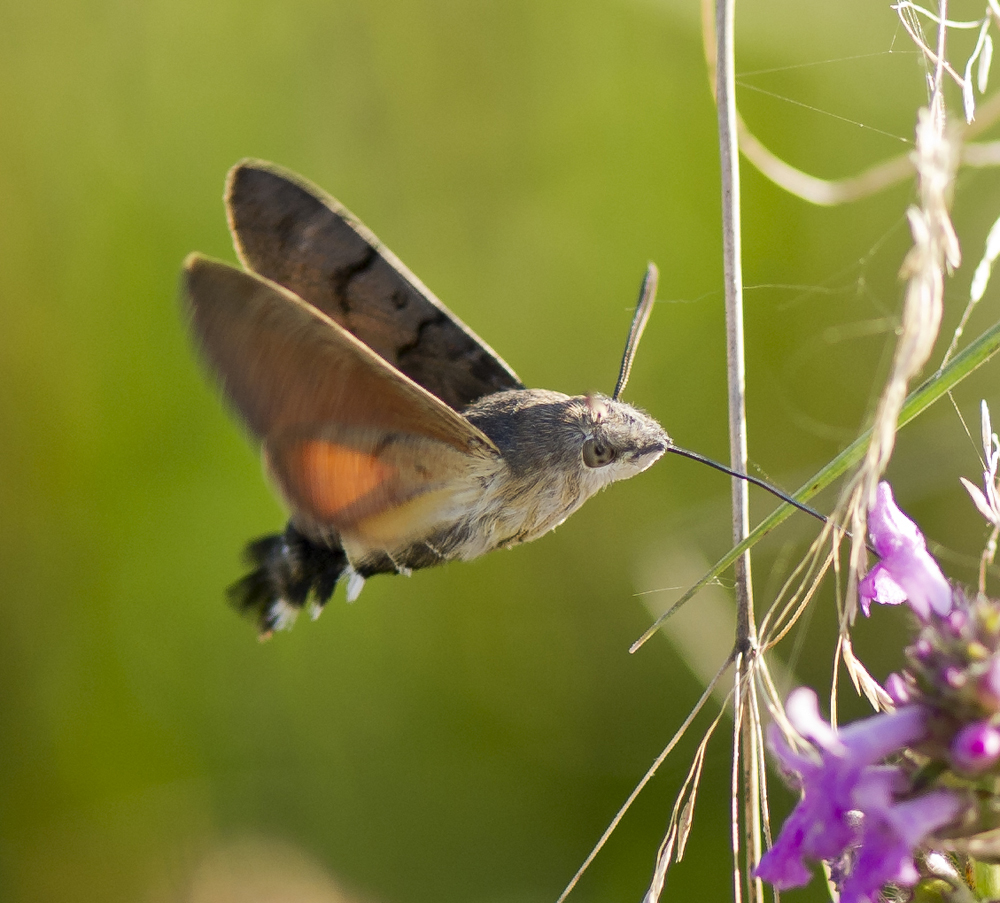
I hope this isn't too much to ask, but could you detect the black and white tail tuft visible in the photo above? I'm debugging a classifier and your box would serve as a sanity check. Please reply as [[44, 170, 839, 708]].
[[228, 522, 348, 635]]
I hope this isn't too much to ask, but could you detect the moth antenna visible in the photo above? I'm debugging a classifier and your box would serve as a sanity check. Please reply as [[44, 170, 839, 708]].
[[668, 445, 829, 526], [612, 262, 658, 401], [612, 266, 829, 528]]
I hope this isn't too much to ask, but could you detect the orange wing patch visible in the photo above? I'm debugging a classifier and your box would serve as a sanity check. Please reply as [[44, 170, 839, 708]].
[[282, 440, 397, 521]]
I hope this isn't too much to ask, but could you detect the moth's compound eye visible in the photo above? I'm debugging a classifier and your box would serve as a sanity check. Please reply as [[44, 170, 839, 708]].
[[582, 437, 617, 468]]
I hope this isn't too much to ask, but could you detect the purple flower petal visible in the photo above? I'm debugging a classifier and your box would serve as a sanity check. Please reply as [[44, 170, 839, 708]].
[[757, 691, 929, 891], [890, 547, 953, 619], [868, 482, 924, 557], [859, 563, 908, 616], [838, 790, 960, 903], [838, 703, 927, 764], [755, 805, 826, 888], [756, 688, 940, 903], [784, 687, 842, 751], [861, 483, 952, 619]]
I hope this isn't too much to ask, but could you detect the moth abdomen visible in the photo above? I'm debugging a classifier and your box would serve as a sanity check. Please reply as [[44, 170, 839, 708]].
[[228, 523, 349, 635]]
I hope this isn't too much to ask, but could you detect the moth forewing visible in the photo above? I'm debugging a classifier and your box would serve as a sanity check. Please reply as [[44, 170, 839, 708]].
[[182, 254, 499, 457], [224, 159, 523, 411]]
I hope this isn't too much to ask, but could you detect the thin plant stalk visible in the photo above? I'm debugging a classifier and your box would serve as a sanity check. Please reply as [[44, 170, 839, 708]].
[[715, 0, 751, 648], [714, 0, 763, 899]]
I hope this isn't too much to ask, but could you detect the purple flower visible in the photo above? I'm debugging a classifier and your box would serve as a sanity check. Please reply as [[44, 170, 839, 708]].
[[839, 778, 960, 903], [859, 482, 952, 619], [950, 721, 1000, 774], [757, 689, 959, 901]]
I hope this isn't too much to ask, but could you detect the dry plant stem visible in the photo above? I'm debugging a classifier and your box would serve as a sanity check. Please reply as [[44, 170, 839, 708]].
[[734, 88, 1000, 205], [964, 139, 1000, 165], [642, 705, 728, 903], [716, 0, 751, 625], [730, 665, 744, 903], [729, 662, 764, 903], [759, 545, 834, 650], [749, 684, 772, 851], [966, 90, 1000, 140], [738, 125, 1000, 207], [935, 1, 950, 107], [981, 525, 999, 592], [701, 0, 1000, 207], [896, 7, 966, 89], [756, 519, 839, 646], [556, 655, 736, 903], [737, 123, 915, 206], [744, 664, 764, 902], [715, 0, 762, 901]]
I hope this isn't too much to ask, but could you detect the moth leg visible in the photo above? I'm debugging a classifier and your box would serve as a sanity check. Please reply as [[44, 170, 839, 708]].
[[421, 539, 447, 561], [228, 522, 348, 635], [383, 549, 413, 578], [344, 565, 366, 603]]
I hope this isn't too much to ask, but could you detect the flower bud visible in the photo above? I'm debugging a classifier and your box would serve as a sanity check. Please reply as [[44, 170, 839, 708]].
[[950, 721, 1000, 774], [945, 610, 967, 634], [943, 666, 966, 689], [885, 673, 911, 706], [979, 659, 1000, 712]]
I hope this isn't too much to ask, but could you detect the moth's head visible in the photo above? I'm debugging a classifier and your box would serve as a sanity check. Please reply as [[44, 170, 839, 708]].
[[566, 260, 667, 489], [575, 393, 670, 486]]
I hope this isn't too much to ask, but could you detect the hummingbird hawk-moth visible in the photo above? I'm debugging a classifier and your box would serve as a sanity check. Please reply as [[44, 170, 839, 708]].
[[183, 160, 670, 635]]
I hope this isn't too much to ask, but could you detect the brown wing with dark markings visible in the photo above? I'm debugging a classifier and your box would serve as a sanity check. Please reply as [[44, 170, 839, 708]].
[[182, 254, 498, 537], [225, 159, 524, 411]]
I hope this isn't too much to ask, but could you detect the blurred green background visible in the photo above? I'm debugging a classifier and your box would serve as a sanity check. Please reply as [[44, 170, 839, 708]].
[[3, 1, 1000, 901]]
